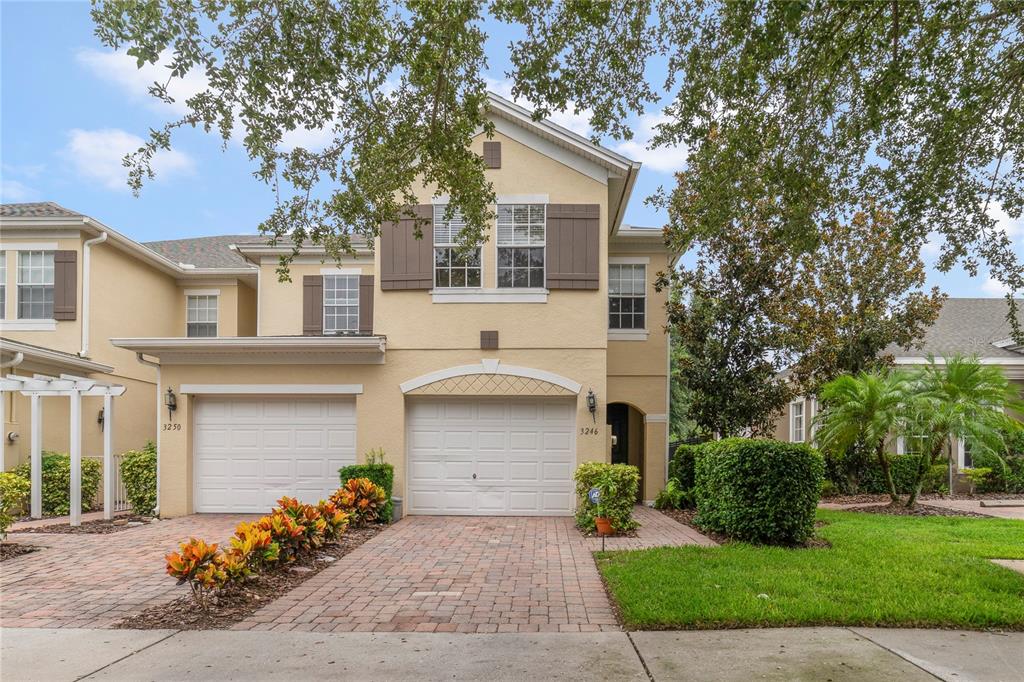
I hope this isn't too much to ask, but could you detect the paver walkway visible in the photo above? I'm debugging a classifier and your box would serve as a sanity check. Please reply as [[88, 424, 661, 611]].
[[922, 498, 1024, 520], [233, 505, 713, 634], [1, 514, 255, 628]]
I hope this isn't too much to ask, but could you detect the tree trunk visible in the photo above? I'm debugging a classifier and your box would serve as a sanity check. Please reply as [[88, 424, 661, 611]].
[[906, 438, 944, 508], [876, 441, 899, 503]]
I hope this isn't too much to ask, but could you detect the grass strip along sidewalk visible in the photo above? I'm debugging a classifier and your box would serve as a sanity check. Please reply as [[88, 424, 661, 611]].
[[598, 510, 1024, 631]]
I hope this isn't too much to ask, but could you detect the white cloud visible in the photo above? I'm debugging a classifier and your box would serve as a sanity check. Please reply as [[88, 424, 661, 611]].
[[613, 112, 687, 173], [76, 48, 207, 116], [988, 202, 1024, 247], [0, 179, 39, 202], [2, 163, 46, 180], [981, 274, 1010, 297], [484, 77, 593, 137], [64, 128, 194, 191]]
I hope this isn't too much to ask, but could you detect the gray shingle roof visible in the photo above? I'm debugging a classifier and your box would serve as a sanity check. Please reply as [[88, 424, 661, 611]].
[[886, 298, 1024, 359], [0, 202, 83, 218], [144, 235, 256, 269]]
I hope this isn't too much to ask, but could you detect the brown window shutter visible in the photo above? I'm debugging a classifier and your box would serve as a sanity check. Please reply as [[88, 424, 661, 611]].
[[53, 250, 77, 320], [380, 204, 434, 290], [358, 275, 375, 334], [302, 275, 323, 335], [483, 141, 501, 169], [545, 204, 600, 290]]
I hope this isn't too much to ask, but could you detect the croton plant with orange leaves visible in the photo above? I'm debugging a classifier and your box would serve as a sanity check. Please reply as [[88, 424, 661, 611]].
[[331, 477, 387, 527]]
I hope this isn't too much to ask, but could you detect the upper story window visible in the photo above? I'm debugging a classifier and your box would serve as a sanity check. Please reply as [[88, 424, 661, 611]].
[[186, 295, 218, 337], [497, 204, 545, 288], [0, 251, 6, 319], [324, 274, 359, 333], [608, 263, 646, 330], [790, 401, 805, 443], [17, 251, 54, 320], [433, 205, 481, 288]]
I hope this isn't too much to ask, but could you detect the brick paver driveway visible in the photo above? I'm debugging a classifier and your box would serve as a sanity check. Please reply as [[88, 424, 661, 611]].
[[1, 514, 255, 628], [234, 506, 712, 634]]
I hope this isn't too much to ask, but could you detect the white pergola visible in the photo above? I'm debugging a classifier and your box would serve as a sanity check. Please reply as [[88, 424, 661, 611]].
[[1, 373, 125, 526]]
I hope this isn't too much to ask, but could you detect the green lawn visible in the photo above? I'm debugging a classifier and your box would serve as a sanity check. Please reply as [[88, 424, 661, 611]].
[[597, 510, 1024, 630]]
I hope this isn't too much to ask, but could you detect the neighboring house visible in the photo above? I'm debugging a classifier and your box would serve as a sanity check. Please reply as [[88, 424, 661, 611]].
[[0, 203, 257, 476], [85, 93, 676, 518], [775, 298, 1024, 467]]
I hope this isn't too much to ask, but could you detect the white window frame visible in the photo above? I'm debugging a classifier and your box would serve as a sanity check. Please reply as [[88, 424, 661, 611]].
[[185, 293, 219, 338], [0, 250, 6, 319], [790, 399, 805, 443], [496, 204, 546, 289], [432, 205, 482, 289], [16, 250, 54, 320], [323, 273, 360, 334], [608, 262, 647, 332]]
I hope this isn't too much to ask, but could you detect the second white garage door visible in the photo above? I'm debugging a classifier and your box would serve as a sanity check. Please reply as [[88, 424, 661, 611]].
[[406, 397, 576, 515], [194, 397, 356, 513]]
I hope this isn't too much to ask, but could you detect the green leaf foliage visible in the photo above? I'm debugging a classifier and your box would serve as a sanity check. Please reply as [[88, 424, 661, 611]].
[[694, 438, 824, 545], [0, 472, 31, 538], [573, 462, 640, 533], [13, 453, 102, 516], [339, 460, 394, 523], [120, 442, 157, 516]]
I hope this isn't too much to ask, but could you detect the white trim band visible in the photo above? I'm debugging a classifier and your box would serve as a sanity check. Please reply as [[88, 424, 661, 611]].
[[608, 329, 649, 341], [0, 320, 57, 332], [644, 414, 668, 423], [0, 241, 59, 251], [608, 256, 650, 265], [184, 288, 221, 296], [180, 384, 364, 395], [400, 359, 581, 394], [320, 267, 363, 276], [431, 288, 549, 304]]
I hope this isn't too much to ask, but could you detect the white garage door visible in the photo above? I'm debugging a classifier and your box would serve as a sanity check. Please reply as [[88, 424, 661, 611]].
[[407, 397, 576, 515], [194, 397, 356, 513]]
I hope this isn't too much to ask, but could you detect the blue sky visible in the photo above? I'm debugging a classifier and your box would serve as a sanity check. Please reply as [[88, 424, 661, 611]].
[[1, 1, 1019, 297]]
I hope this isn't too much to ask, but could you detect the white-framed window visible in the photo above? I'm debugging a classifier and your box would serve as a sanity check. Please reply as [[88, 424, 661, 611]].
[[0, 251, 6, 319], [496, 204, 545, 288], [17, 250, 54, 319], [790, 400, 805, 443], [323, 274, 359, 333], [186, 295, 218, 337], [433, 205, 482, 288], [608, 263, 646, 330]]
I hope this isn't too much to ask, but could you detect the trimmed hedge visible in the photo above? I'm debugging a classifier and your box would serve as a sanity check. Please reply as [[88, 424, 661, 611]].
[[13, 453, 102, 515], [120, 442, 157, 515], [694, 438, 823, 545], [339, 462, 394, 522], [0, 472, 30, 538], [825, 451, 950, 495], [668, 444, 698, 492], [574, 462, 640, 532]]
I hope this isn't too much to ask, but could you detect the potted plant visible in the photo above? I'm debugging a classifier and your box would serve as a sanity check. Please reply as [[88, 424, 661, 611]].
[[593, 470, 618, 536]]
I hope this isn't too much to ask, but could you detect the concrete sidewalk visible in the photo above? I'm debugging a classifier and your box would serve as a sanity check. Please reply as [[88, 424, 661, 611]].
[[2, 627, 1021, 681]]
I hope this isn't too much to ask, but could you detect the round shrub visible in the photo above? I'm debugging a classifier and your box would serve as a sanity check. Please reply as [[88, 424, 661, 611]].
[[694, 438, 824, 545], [13, 452, 102, 516], [573, 462, 640, 532], [0, 472, 31, 538], [668, 443, 698, 492], [120, 442, 157, 515], [339, 458, 394, 523]]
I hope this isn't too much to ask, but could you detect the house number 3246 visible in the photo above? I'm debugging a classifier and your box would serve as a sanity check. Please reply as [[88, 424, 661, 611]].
[[579, 427, 599, 435], [163, 423, 181, 431]]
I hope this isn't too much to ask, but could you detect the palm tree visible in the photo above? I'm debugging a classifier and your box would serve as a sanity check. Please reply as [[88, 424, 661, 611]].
[[815, 370, 910, 503], [902, 355, 1024, 508]]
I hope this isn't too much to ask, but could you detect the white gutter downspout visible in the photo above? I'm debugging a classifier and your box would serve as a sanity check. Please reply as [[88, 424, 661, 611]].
[[135, 352, 162, 516], [79, 231, 108, 357], [0, 352, 24, 472]]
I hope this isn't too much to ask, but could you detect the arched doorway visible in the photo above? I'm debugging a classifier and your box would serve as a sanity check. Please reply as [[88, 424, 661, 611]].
[[607, 402, 645, 502]]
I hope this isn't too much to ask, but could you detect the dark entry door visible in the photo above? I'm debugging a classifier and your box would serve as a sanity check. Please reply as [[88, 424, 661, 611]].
[[607, 403, 629, 465]]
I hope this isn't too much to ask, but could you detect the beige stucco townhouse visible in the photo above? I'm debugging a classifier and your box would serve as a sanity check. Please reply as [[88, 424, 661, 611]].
[[0, 204, 256, 484], [775, 298, 1024, 466], [2, 94, 679, 516]]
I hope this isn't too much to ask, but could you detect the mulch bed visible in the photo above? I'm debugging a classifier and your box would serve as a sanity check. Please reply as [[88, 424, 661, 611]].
[[11, 515, 156, 534], [846, 502, 988, 518], [823, 492, 1024, 506], [658, 508, 831, 548], [0, 542, 40, 562], [115, 525, 383, 630]]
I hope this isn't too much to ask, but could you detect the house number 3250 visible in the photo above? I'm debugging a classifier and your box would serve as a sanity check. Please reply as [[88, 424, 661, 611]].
[[163, 423, 181, 431], [579, 427, 599, 435]]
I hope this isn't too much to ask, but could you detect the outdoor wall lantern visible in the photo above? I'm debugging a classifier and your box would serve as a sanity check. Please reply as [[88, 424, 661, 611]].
[[164, 387, 178, 421], [586, 389, 597, 423], [98, 408, 104, 432]]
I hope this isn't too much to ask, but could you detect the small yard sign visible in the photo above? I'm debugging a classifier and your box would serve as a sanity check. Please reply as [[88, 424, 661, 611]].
[[588, 487, 601, 505]]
